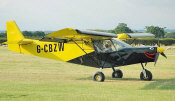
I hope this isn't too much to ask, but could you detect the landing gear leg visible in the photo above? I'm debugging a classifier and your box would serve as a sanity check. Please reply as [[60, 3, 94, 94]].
[[93, 68, 105, 82], [112, 67, 123, 78], [140, 63, 152, 81]]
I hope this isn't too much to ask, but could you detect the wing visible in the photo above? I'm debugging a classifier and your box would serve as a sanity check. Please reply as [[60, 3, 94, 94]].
[[117, 33, 155, 39], [42, 28, 154, 41], [44, 28, 117, 41]]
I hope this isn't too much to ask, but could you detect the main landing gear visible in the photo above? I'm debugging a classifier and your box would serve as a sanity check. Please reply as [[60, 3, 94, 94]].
[[93, 67, 123, 82], [93, 71, 105, 82], [112, 67, 123, 78], [140, 63, 152, 81], [93, 68, 105, 82]]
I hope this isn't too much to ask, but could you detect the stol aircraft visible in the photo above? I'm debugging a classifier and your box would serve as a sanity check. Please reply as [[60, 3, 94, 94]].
[[3, 21, 167, 82]]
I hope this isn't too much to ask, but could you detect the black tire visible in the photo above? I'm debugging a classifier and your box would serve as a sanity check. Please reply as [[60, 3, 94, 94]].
[[112, 69, 123, 78], [140, 69, 152, 81], [93, 72, 105, 82]]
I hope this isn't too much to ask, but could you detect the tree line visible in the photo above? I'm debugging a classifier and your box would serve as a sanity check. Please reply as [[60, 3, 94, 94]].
[[92, 23, 175, 39], [1, 23, 175, 38], [0, 31, 45, 37], [1, 23, 175, 45]]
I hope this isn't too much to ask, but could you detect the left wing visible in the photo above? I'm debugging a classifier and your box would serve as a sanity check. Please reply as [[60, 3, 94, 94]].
[[45, 28, 117, 41]]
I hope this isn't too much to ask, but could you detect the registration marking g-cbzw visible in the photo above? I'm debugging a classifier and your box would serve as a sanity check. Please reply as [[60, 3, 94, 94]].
[[37, 42, 64, 53]]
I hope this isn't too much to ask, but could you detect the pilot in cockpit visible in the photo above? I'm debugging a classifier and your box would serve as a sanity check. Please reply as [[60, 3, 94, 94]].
[[104, 41, 113, 53]]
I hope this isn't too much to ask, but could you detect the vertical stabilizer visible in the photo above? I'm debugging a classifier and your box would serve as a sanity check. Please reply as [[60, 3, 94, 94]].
[[6, 21, 24, 43], [6, 21, 24, 53]]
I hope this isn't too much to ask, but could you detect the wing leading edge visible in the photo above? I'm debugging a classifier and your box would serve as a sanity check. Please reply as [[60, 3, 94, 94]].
[[45, 28, 154, 41], [45, 28, 116, 41]]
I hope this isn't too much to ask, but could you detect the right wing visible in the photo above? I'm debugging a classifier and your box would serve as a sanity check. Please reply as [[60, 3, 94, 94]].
[[117, 33, 155, 39]]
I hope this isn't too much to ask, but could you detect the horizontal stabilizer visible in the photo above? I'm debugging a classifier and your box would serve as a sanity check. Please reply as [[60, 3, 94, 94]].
[[18, 39, 33, 45], [3, 39, 33, 45]]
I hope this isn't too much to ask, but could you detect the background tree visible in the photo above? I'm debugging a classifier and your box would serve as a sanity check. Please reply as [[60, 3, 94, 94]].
[[113, 23, 133, 34], [145, 26, 165, 38], [22, 31, 33, 37], [0, 32, 7, 37], [108, 30, 115, 33], [164, 32, 175, 38], [33, 31, 45, 36], [22, 31, 45, 37]]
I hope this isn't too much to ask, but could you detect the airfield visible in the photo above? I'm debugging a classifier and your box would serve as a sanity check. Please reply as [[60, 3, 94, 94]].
[[0, 46, 175, 101]]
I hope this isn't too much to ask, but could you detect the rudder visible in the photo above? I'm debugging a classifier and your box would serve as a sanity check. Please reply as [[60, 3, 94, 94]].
[[6, 21, 24, 53], [6, 21, 24, 42]]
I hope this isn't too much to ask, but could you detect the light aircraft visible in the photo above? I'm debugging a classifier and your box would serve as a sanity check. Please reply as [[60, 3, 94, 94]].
[[3, 21, 167, 82]]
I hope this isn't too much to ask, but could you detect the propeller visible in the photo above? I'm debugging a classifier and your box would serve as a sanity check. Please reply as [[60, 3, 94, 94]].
[[160, 52, 167, 58], [156, 35, 167, 58], [157, 37, 160, 47], [154, 52, 159, 65], [154, 47, 167, 65]]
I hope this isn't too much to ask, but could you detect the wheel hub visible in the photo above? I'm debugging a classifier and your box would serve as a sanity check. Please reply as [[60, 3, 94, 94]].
[[95, 75, 101, 81], [114, 73, 118, 77]]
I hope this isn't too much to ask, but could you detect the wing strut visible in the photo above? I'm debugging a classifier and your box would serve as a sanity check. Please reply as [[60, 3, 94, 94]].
[[73, 40, 99, 66]]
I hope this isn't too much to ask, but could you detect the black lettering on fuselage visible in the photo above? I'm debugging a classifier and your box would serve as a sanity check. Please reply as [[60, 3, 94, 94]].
[[54, 44, 57, 52], [58, 42, 64, 51], [37, 45, 40, 53], [49, 44, 52, 52], [44, 44, 48, 52], [37, 43, 64, 53]]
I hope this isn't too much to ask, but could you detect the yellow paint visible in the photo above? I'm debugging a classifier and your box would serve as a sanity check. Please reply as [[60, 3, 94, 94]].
[[117, 33, 130, 39], [5, 21, 94, 62], [6, 21, 24, 42], [157, 47, 165, 53], [46, 28, 111, 40]]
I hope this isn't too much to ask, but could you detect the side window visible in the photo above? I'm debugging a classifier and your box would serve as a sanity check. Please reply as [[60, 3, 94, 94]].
[[111, 40, 121, 51], [93, 40, 116, 53], [93, 40, 104, 53]]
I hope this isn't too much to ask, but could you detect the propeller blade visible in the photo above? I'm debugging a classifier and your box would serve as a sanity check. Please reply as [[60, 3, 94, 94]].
[[154, 53, 159, 66], [160, 52, 167, 59], [157, 38, 160, 47], [145, 62, 147, 66]]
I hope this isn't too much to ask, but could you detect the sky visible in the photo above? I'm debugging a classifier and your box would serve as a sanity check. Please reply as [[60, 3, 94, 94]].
[[0, 0, 175, 31]]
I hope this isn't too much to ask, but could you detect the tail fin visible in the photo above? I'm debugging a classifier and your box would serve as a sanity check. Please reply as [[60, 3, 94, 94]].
[[6, 21, 25, 53], [6, 21, 24, 43]]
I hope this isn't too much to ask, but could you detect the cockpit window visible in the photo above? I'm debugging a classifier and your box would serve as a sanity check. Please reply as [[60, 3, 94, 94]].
[[111, 38, 132, 50], [93, 38, 131, 53]]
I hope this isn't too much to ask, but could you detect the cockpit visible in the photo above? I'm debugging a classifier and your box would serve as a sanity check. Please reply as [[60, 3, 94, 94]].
[[93, 38, 132, 53]]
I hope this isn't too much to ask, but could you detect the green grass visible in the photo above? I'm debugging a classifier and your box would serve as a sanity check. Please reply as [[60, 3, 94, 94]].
[[0, 46, 175, 101]]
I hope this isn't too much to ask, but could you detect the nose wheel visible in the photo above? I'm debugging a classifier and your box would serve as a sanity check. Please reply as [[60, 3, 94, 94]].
[[140, 63, 152, 81]]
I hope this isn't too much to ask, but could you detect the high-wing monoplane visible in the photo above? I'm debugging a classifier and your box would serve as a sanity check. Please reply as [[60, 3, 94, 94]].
[[3, 21, 167, 82]]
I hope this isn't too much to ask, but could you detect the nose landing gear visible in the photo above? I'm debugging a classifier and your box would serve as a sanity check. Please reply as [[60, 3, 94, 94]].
[[140, 63, 152, 81]]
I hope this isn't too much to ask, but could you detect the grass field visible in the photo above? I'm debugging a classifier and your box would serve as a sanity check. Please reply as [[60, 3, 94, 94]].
[[0, 46, 175, 101]]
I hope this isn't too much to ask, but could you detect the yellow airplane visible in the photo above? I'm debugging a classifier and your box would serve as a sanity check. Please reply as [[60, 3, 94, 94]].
[[3, 21, 166, 82]]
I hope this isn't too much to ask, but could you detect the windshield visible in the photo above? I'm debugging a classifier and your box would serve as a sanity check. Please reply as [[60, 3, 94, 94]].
[[93, 38, 131, 53], [111, 38, 132, 50]]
